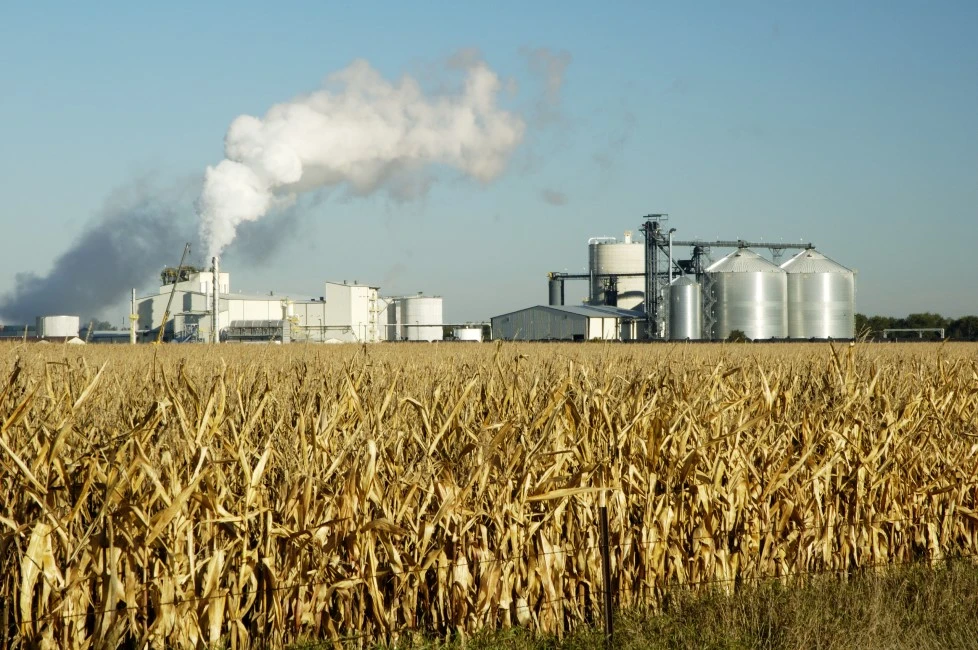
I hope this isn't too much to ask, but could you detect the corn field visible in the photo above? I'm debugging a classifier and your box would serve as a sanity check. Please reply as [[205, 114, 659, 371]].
[[1, 341, 977, 648]]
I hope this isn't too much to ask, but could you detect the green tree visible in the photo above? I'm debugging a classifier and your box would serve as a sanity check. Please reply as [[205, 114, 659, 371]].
[[948, 316, 978, 340], [727, 329, 748, 343]]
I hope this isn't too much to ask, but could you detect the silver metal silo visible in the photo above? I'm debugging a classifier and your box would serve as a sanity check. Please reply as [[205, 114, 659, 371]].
[[668, 276, 702, 340], [548, 276, 564, 306], [781, 250, 855, 339], [706, 248, 787, 340]]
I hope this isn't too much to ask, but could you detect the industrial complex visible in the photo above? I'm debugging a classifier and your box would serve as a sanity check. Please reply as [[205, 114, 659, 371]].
[[496, 214, 855, 342], [11, 214, 856, 344]]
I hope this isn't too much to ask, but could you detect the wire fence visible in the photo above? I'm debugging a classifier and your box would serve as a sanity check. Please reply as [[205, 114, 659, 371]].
[[3, 510, 974, 649]]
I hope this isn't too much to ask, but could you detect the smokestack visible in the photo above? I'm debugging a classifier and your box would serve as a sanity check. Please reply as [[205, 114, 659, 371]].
[[212, 256, 220, 344]]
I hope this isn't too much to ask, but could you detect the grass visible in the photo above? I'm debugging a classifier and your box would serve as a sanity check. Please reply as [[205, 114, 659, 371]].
[[335, 558, 978, 649]]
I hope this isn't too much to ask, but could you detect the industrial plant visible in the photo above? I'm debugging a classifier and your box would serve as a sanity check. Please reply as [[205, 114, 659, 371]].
[[129, 257, 446, 344], [6, 214, 855, 345], [492, 214, 856, 342]]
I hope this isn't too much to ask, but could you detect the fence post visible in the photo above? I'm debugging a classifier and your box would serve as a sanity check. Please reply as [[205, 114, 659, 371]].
[[599, 488, 613, 648]]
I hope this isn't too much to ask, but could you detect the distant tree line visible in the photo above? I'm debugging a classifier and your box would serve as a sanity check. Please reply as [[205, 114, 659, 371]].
[[855, 313, 978, 340]]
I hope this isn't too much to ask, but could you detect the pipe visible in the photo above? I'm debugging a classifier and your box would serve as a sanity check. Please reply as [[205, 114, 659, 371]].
[[212, 256, 220, 344], [130, 288, 137, 345], [668, 229, 675, 284]]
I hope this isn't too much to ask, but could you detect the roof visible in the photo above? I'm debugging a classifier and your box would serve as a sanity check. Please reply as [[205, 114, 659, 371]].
[[492, 304, 644, 320], [705, 248, 783, 274], [780, 249, 852, 274]]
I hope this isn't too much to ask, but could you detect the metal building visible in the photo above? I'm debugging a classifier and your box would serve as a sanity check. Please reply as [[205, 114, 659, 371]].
[[588, 232, 645, 310], [491, 305, 640, 341], [668, 277, 702, 340], [398, 296, 443, 341], [706, 248, 787, 340], [224, 320, 291, 343], [781, 250, 855, 339]]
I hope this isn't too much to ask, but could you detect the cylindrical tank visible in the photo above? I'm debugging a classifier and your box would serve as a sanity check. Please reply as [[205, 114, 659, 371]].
[[453, 327, 483, 342], [380, 298, 398, 341], [36, 315, 80, 339], [668, 277, 702, 340], [588, 234, 644, 310], [398, 296, 443, 341], [706, 249, 787, 340], [781, 250, 855, 339], [548, 277, 564, 306]]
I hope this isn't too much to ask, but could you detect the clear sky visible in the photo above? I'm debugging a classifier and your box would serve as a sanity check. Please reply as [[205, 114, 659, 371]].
[[1, 1, 976, 325]]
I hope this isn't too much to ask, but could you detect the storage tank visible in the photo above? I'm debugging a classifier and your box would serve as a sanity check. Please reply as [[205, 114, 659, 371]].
[[453, 327, 483, 342], [398, 296, 443, 341], [36, 315, 80, 339], [781, 249, 855, 339], [668, 277, 702, 340], [588, 232, 644, 310], [548, 276, 564, 306], [706, 249, 787, 340], [379, 298, 398, 341]]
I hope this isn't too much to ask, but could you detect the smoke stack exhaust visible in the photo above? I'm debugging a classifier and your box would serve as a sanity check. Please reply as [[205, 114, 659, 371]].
[[196, 57, 527, 259], [212, 256, 220, 344]]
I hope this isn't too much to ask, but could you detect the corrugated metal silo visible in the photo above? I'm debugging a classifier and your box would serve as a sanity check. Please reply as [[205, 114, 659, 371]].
[[781, 250, 855, 339], [706, 249, 787, 340], [588, 232, 644, 310], [399, 296, 443, 341], [668, 277, 702, 340]]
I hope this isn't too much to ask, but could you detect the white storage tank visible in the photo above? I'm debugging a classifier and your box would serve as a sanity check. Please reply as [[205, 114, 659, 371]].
[[668, 277, 702, 340], [36, 315, 81, 339], [398, 296, 443, 341], [454, 327, 483, 342], [706, 249, 787, 340], [588, 232, 645, 310], [781, 249, 855, 339], [378, 298, 398, 341]]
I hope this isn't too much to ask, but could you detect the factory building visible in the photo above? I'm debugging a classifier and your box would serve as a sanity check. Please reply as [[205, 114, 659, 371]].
[[134, 269, 441, 343], [520, 217, 857, 342], [491, 305, 641, 342]]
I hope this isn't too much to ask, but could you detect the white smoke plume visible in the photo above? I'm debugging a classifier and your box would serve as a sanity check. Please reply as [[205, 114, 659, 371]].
[[198, 57, 526, 258]]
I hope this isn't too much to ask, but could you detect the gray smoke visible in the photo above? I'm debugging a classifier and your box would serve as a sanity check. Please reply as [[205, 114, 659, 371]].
[[540, 188, 568, 206], [0, 183, 196, 324]]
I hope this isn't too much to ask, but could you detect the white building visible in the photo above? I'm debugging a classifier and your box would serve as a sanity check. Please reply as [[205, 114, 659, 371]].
[[491, 305, 642, 341], [135, 270, 388, 343]]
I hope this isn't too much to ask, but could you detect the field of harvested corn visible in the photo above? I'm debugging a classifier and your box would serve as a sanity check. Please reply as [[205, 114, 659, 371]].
[[1, 341, 977, 649]]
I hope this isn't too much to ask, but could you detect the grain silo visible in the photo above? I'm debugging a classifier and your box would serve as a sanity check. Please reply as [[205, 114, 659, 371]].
[[781, 249, 855, 339], [668, 276, 702, 340], [706, 248, 787, 340], [588, 232, 644, 310]]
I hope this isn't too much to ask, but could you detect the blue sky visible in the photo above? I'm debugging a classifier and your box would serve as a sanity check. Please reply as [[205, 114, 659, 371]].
[[1, 1, 976, 324]]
